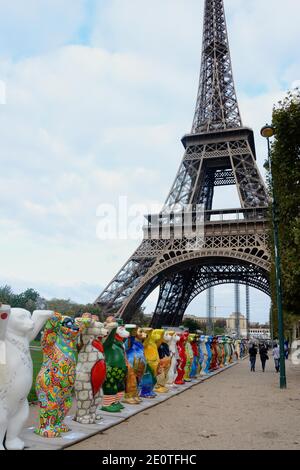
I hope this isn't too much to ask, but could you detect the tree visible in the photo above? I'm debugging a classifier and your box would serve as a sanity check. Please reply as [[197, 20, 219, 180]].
[[182, 318, 201, 332], [0, 285, 40, 310], [214, 319, 226, 329], [0, 287, 104, 320], [214, 326, 225, 335], [0, 285, 14, 304], [127, 307, 151, 326], [267, 89, 300, 337]]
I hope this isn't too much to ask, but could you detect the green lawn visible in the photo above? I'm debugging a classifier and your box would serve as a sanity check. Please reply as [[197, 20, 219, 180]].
[[28, 344, 42, 402]]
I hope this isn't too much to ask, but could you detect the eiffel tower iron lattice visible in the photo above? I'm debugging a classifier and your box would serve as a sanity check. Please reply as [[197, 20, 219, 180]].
[[95, 0, 271, 327]]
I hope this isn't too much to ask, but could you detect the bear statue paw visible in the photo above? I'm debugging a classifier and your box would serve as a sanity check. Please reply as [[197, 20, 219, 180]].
[[101, 403, 122, 413], [123, 397, 139, 405], [174, 380, 185, 385], [5, 437, 25, 450], [76, 415, 97, 425], [56, 423, 71, 433], [154, 385, 169, 393], [34, 427, 61, 438], [139, 392, 156, 399]]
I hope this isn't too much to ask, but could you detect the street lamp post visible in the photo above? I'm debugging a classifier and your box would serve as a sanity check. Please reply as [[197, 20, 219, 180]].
[[261, 124, 287, 389]]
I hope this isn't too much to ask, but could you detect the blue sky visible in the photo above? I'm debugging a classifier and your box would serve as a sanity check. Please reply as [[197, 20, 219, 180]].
[[0, 0, 299, 323]]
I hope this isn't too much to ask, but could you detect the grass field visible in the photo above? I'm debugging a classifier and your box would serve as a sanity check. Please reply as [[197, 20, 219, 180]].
[[28, 342, 43, 402]]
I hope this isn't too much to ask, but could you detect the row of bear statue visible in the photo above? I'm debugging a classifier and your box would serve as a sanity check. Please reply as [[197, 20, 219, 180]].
[[0, 305, 248, 450]]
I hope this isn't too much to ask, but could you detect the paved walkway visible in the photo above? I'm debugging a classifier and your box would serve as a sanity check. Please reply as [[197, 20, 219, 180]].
[[22, 363, 236, 449], [67, 358, 300, 450]]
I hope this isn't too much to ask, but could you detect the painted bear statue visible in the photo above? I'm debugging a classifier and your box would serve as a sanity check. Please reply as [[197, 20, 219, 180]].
[[35, 312, 87, 438], [166, 331, 180, 386], [0, 307, 53, 450], [142, 329, 164, 393], [101, 321, 129, 413], [175, 330, 189, 385], [74, 313, 108, 424], [124, 327, 147, 405], [183, 334, 194, 382], [156, 331, 172, 393], [189, 334, 200, 379], [139, 328, 157, 399]]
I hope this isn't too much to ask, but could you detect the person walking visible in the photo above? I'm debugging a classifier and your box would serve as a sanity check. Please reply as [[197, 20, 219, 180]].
[[284, 341, 289, 360], [249, 343, 257, 372], [273, 343, 280, 373], [259, 343, 269, 372]]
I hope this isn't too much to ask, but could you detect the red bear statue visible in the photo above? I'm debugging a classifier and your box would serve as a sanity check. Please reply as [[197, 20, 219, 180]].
[[175, 330, 189, 385]]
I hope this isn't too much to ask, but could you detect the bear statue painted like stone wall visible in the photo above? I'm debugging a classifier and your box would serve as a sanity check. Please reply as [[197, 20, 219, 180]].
[[74, 314, 108, 424]]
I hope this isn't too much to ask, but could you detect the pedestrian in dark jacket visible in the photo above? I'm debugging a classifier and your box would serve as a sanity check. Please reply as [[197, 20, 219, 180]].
[[249, 344, 257, 372], [259, 343, 269, 372]]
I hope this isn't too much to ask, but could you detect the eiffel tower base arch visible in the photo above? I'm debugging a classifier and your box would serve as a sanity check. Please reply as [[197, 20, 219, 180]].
[[118, 252, 270, 328]]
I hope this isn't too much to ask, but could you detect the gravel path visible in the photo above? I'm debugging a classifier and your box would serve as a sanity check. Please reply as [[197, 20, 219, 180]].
[[67, 358, 300, 450]]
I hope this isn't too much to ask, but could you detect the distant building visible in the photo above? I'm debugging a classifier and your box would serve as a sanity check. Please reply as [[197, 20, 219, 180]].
[[226, 313, 247, 333], [184, 314, 227, 325], [226, 313, 270, 339], [248, 327, 271, 340], [164, 313, 271, 339]]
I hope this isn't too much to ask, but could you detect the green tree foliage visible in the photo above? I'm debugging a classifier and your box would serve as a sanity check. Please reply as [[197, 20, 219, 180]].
[[129, 307, 151, 326], [182, 318, 202, 332], [0, 286, 104, 320], [268, 89, 300, 335], [213, 319, 226, 335], [0, 285, 13, 304], [0, 285, 40, 311], [213, 326, 225, 335]]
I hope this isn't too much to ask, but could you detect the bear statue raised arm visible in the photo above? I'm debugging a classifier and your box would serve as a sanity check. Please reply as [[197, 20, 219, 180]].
[[0, 307, 53, 451]]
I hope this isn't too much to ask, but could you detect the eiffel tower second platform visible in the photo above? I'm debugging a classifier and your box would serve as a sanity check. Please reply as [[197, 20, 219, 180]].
[[95, 0, 271, 327]]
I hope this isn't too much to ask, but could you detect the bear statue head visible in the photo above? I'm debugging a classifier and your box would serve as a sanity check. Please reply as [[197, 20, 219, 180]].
[[61, 316, 79, 334], [135, 327, 147, 341], [8, 308, 35, 337], [78, 313, 108, 345], [116, 325, 130, 340], [140, 327, 152, 343], [163, 331, 172, 345], [151, 329, 165, 345], [179, 330, 189, 343], [188, 333, 196, 343]]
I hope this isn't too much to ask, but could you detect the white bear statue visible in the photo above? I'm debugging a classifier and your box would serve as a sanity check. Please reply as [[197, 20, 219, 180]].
[[166, 332, 180, 386], [0, 307, 53, 450]]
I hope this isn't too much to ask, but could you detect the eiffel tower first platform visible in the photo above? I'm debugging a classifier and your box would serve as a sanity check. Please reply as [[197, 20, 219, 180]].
[[96, 0, 271, 327]]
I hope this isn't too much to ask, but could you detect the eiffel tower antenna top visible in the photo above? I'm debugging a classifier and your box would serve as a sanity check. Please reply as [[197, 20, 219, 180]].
[[192, 0, 242, 134]]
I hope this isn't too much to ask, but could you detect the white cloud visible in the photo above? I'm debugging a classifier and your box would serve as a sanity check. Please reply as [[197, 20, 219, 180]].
[[0, 0, 299, 317], [0, 0, 87, 58]]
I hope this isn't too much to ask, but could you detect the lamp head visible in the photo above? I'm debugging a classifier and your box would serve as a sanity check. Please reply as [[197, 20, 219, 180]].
[[260, 124, 275, 139]]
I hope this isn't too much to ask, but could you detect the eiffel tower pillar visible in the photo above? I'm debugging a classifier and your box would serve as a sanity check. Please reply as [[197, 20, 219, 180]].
[[246, 284, 250, 339], [234, 284, 241, 337], [207, 287, 214, 335], [95, 0, 271, 327]]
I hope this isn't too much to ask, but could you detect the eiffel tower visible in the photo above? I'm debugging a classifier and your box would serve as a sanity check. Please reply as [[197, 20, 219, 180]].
[[96, 0, 271, 327]]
